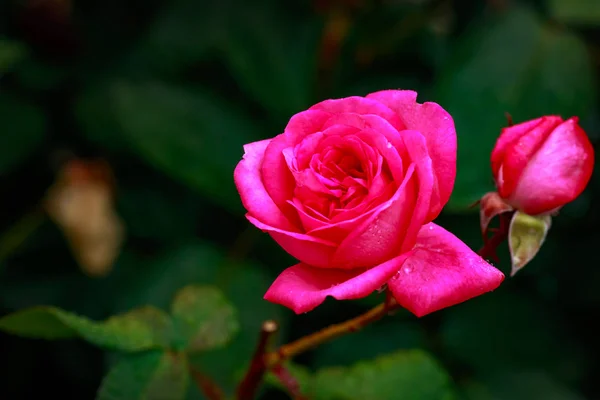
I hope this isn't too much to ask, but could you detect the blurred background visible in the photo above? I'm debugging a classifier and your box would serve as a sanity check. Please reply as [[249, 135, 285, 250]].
[[1, 0, 599, 398]]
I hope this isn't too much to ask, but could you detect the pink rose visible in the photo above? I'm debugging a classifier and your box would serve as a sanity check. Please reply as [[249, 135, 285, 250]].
[[491, 116, 595, 216], [234, 90, 504, 317]]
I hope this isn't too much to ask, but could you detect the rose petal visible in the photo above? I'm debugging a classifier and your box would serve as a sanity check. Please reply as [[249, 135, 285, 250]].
[[310, 96, 405, 131], [261, 110, 332, 223], [261, 134, 301, 226], [246, 215, 337, 268], [367, 90, 456, 220], [264, 251, 414, 314], [490, 116, 547, 179], [321, 113, 406, 183], [234, 139, 297, 231], [496, 116, 563, 199], [398, 130, 435, 251], [388, 222, 505, 317], [331, 163, 416, 268], [510, 117, 595, 215], [284, 109, 333, 140]]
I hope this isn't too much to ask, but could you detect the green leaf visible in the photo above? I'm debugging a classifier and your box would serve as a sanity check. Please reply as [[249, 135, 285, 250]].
[[548, 0, 600, 26], [191, 265, 286, 392], [313, 350, 455, 400], [0, 38, 27, 73], [436, 5, 596, 211], [0, 93, 46, 175], [222, 0, 320, 119], [0, 306, 172, 352], [97, 350, 189, 400], [112, 81, 261, 212], [268, 350, 455, 400], [170, 285, 239, 352]]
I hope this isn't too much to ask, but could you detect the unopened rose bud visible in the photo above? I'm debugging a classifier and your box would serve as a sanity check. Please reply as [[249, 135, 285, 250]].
[[490, 115, 594, 216]]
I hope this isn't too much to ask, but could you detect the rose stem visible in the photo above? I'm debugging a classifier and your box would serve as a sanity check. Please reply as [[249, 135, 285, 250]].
[[264, 296, 400, 368], [236, 320, 279, 400], [477, 212, 512, 260], [189, 367, 225, 400], [270, 364, 308, 400]]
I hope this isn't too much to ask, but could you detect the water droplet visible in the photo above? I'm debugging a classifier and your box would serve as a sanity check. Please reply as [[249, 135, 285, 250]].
[[403, 266, 412, 274], [386, 141, 392, 149]]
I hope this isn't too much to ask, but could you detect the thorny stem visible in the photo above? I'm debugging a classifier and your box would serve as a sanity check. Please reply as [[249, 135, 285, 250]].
[[477, 212, 513, 260], [237, 296, 400, 399], [264, 296, 400, 367], [189, 367, 225, 400], [270, 364, 308, 400], [236, 320, 279, 400]]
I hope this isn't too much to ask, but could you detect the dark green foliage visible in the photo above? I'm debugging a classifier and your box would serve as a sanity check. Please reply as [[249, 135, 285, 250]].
[[0, 0, 599, 399]]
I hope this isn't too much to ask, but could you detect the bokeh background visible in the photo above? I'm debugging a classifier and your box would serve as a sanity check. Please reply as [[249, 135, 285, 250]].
[[1, 0, 600, 398]]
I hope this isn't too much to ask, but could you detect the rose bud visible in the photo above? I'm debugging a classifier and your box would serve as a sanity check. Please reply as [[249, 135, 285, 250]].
[[491, 115, 594, 216], [234, 90, 504, 317]]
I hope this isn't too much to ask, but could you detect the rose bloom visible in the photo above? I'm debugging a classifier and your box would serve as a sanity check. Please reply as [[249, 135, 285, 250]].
[[491, 116, 595, 216], [234, 90, 504, 317]]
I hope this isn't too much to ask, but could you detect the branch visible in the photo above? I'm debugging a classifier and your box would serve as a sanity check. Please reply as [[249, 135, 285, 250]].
[[236, 320, 279, 400], [189, 367, 225, 400], [270, 364, 308, 400], [265, 297, 399, 367], [477, 212, 512, 260]]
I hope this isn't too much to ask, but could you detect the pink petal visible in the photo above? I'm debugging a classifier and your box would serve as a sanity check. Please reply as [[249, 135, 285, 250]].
[[320, 113, 406, 183], [331, 164, 416, 268], [510, 117, 595, 215], [261, 134, 301, 226], [490, 116, 547, 179], [261, 110, 332, 225], [234, 139, 297, 231], [264, 252, 414, 314], [310, 96, 405, 131], [389, 223, 505, 317], [246, 215, 337, 268], [284, 109, 332, 140], [396, 130, 435, 251], [497, 116, 563, 199], [330, 130, 434, 269], [366, 90, 457, 220]]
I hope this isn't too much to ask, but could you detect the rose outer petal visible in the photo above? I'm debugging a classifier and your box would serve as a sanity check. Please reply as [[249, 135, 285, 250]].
[[246, 215, 337, 268], [366, 90, 456, 220], [234, 139, 297, 231], [261, 110, 332, 224], [497, 116, 563, 199], [264, 251, 414, 314], [388, 223, 505, 317], [310, 96, 406, 132], [510, 117, 595, 215], [490, 116, 547, 179]]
